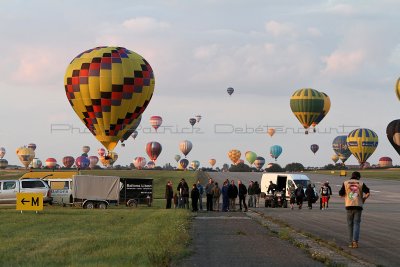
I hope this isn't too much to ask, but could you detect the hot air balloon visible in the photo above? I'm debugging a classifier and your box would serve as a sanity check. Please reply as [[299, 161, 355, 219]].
[[179, 159, 189, 169], [189, 118, 196, 127], [311, 92, 330, 132], [98, 148, 106, 157], [132, 131, 139, 140], [209, 159, 216, 167], [62, 156, 75, 168], [379, 157, 392, 167], [227, 87, 234, 96], [195, 115, 202, 123], [147, 161, 155, 169], [0, 159, 8, 169], [310, 144, 319, 154], [190, 160, 200, 170], [395, 77, 400, 100], [89, 156, 99, 169], [253, 156, 265, 170], [245, 151, 257, 165], [45, 158, 57, 169], [0, 147, 5, 159], [267, 128, 276, 137], [347, 128, 378, 166], [16, 147, 35, 169], [290, 88, 325, 134], [64, 46, 155, 152], [331, 154, 339, 164], [179, 140, 192, 157], [270, 145, 282, 161], [332, 135, 352, 164], [75, 156, 90, 169], [133, 157, 146, 169], [32, 158, 42, 169], [150, 116, 162, 132], [386, 119, 400, 156], [121, 115, 142, 146], [82, 146, 90, 154], [228, 149, 241, 165], [146, 142, 162, 162], [27, 143, 37, 151], [174, 154, 181, 162]]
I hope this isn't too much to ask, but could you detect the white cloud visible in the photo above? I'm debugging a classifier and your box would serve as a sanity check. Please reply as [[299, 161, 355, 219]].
[[321, 50, 365, 75], [265, 20, 295, 37], [307, 27, 322, 37], [122, 17, 170, 32], [328, 4, 356, 15], [194, 44, 219, 60]]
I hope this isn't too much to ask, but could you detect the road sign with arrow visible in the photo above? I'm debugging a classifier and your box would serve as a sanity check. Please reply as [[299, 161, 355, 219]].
[[16, 193, 43, 211]]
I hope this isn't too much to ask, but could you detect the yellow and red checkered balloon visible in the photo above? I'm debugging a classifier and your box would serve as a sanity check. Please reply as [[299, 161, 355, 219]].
[[64, 46, 155, 151]]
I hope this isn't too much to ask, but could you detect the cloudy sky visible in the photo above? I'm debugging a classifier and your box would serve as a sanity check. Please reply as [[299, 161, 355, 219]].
[[1, 0, 400, 168]]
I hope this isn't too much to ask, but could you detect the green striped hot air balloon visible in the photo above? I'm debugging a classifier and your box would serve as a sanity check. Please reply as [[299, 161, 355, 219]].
[[346, 128, 378, 167], [290, 88, 325, 134]]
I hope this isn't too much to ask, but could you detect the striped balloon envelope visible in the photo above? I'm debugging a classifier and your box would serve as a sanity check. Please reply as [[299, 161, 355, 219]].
[[63, 156, 75, 168], [149, 116, 162, 132], [290, 88, 325, 134], [346, 128, 378, 165], [179, 140, 193, 157], [64, 46, 155, 152], [146, 142, 162, 162]]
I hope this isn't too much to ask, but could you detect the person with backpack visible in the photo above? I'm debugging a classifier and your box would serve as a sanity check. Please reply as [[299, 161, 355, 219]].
[[238, 180, 248, 212], [320, 182, 330, 210], [305, 183, 315, 209], [196, 180, 204, 210], [295, 184, 305, 209], [339, 171, 370, 248], [212, 182, 221, 211]]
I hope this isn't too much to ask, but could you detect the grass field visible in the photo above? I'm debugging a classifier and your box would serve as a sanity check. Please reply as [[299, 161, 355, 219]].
[[0, 169, 204, 266], [310, 168, 400, 180]]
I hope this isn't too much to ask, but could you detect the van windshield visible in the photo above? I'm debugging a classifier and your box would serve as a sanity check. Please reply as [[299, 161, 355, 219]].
[[294, 180, 310, 187]]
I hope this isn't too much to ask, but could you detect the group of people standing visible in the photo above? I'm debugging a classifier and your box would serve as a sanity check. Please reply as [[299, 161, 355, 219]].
[[165, 178, 261, 212]]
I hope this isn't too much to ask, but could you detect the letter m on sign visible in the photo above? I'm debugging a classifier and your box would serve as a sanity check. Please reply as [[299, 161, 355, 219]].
[[32, 197, 40, 206]]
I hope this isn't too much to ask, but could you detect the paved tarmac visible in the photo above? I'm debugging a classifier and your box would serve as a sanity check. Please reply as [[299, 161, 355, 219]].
[[178, 211, 324, 267]]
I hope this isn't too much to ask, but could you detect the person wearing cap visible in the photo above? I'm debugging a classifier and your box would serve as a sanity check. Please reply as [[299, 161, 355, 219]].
[[339, 171, 370, 249]]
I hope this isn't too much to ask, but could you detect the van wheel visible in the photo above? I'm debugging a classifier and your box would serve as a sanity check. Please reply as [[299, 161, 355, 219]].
[[83, 201, 94, 209], [127, 199, 138, 208], [98, 202, 107, 209]]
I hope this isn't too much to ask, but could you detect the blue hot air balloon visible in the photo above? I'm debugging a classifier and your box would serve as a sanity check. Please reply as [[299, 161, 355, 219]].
[[270, 145, 283, 161]]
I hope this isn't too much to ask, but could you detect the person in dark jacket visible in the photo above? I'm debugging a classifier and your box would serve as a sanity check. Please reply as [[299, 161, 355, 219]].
[[295, 184, 305, 209], [254, 181, 261, 207], [228, 180, 238, 211], [205, 178, 215, 211], [165, 180, 173, 209], [177, 179, 190, 209], [247, 181, 255, 207], [238, 180, 248, 212], [221, 181, 229, 212], [305, 184, 315, 209], [191, 183, 200, 212], [339, 171, 370, 248]]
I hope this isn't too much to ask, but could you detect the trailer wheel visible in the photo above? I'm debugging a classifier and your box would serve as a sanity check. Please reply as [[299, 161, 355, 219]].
[[127, 199, 138, 208], [98, 202, 107, 209], [83, 201, 95, 209]]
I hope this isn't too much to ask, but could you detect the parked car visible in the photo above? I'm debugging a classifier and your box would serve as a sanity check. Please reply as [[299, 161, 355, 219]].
[[0, 179, 52, 204]]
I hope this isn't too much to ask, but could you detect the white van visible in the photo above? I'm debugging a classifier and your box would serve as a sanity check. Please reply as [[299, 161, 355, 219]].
[[44, 178, 73, 206], [261, 173, 318, 200]]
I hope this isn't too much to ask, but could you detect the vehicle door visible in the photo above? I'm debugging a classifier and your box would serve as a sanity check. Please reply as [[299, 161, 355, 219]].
[[20, 180, 48, 197], [0, 181, 18, 204]]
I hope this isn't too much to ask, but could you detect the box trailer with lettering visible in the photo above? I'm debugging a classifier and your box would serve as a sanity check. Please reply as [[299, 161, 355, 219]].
[[120, 178, 153, 207]]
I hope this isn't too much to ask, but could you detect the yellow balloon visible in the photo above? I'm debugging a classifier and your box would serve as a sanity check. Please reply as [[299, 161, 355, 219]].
[[16, 147, 35, 169], [346, 128, 378, 165], [228, 149, 241, 165], [64, 47, 155, 151]]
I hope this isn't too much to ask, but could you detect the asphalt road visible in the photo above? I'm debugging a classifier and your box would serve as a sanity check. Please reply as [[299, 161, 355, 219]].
[[207, 172, 400, 266]]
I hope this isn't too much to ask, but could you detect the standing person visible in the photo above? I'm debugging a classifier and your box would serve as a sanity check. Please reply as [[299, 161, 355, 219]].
[[305, 184, 315, 209], [339, 171, 370, 248], [267, 181, 277, 194], [326, 181, 333, 208], [205, 178, 214, 211], [173, 192, 178, 209], [191, 183, 200, 212], [228, 180, 238, 211], [254, 181, 261, 207], [221, 181, 229, 212], [165, 181, 173, 209], [247, 181, 254, 207], [212, 182, 221, 211], [320, 182, 330, 210], [287, 183, 296, 210], [238, 180, 248, 212], [197, 180, 204, 211], [177, 179, 190, 209], [295, 184, 305, 209]]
